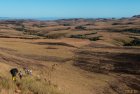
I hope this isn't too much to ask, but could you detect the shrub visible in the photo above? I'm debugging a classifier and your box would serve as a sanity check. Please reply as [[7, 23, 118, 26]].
[[123, 29, 140, 33], [89, 36, 102, 41], [75, 26, 86, 30], [63, 24, 71, 26], [70, 35, 86, 39]]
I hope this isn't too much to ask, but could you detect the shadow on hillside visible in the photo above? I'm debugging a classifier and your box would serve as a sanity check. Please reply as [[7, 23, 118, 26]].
[[34, 42, 77, 48], [74, 48, 140, 74]]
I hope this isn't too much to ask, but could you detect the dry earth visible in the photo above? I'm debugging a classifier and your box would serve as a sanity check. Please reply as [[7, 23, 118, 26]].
[[0, 16, 140, 94]]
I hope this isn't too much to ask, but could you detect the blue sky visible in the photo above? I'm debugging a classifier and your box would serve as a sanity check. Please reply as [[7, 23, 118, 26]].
[[0, 0, 140, 18]]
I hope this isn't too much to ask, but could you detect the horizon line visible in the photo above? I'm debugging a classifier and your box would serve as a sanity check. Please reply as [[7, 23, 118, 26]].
[[0, 14, 139, 21]]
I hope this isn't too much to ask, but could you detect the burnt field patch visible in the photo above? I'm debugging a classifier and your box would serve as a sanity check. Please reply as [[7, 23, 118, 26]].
[[33, 42, 77, 48], [73, 46, 140, 93], [73, 47, 140, 74]]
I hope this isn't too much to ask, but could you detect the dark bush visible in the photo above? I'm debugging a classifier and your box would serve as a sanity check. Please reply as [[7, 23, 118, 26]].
[[123, 29, 140, 33], [70, 35, 86, 39], [89, 36, 102, 41], [112, 23, 122, 25], [124, 38, 140, 46], [63, 24, 71, 26], [14, 24, 25, 31], [75, 26, 86, 30]]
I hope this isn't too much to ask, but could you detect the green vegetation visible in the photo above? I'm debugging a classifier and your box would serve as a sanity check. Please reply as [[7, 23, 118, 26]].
[[89, 36, 102, 41], [84, 32, 97, 35], [124, 38, 140, 46], [70, 34, 86, 39], [70, 32, 101, 41], [75, 26, 86, 30], [14, 24, 25, 32], [63, 24, 71, 26], [123, 29, 140, 33]]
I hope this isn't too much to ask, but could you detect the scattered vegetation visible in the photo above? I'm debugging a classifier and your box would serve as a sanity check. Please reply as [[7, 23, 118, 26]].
[[14, 25, 25, 31], [70, 32, 101, 41], [17, 77, 60, 94], [112, 23, 122, 25], [75, 26, 86, 30], [35, 42, 76, 48], [63, 24, 71, 26], [124, 38, 140, 46], [123, 28, 140, 33], [89, 36, 102, 41], [46, 33, 67, 39], [0, 15, 140, 94]]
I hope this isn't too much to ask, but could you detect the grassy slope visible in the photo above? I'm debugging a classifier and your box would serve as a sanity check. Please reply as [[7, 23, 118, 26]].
[[0, 37, 124, 94], [0, 17, 140, 94]]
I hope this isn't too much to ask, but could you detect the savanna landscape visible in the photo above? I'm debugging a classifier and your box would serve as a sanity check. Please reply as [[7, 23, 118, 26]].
[[0, 15, 140, 94]]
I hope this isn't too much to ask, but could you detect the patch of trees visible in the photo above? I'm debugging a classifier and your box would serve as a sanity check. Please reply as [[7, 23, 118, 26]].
[[14, 25, 25, 31], [70, 35, 86, 39], [124, 38, 140, 46], [63, 24, 71, 26], [112, 22, 122, 25], [36, 33, 45, 37], [123, 28, 140, 33], [105, 28, 140, 34], [70, 33, 102, 41], [84, 32, 97, 35], [126, 22, 133, 25], [75, 26, 86, 30], [112, 22, 134, 25], [89, 36, 102, 41], [32, 24, 47, 28]]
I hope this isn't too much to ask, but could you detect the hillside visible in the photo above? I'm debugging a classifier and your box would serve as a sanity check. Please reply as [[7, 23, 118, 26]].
[[0, 16, 140, 94]]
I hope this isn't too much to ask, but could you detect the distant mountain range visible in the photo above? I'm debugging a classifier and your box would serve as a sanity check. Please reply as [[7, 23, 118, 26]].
[[0, 15, 140, 21]]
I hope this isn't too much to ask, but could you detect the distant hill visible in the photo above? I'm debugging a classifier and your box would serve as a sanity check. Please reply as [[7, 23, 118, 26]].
[[133, 15, 140, 18]]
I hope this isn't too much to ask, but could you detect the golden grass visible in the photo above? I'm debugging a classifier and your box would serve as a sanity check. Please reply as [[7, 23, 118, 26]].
[[16, 76, 61, 94], [0, 31, 139, 94], [0, 62, 61, 94]]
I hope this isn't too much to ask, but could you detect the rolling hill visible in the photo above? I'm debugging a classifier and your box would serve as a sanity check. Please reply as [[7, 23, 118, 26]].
[[0, 15, 139, 94]]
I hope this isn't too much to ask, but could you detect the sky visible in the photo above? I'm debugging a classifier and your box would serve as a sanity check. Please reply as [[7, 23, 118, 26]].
[[0, 0, 140, 18]]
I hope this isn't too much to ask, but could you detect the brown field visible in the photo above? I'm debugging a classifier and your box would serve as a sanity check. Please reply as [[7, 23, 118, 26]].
[[0, 15, 140, 94]]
